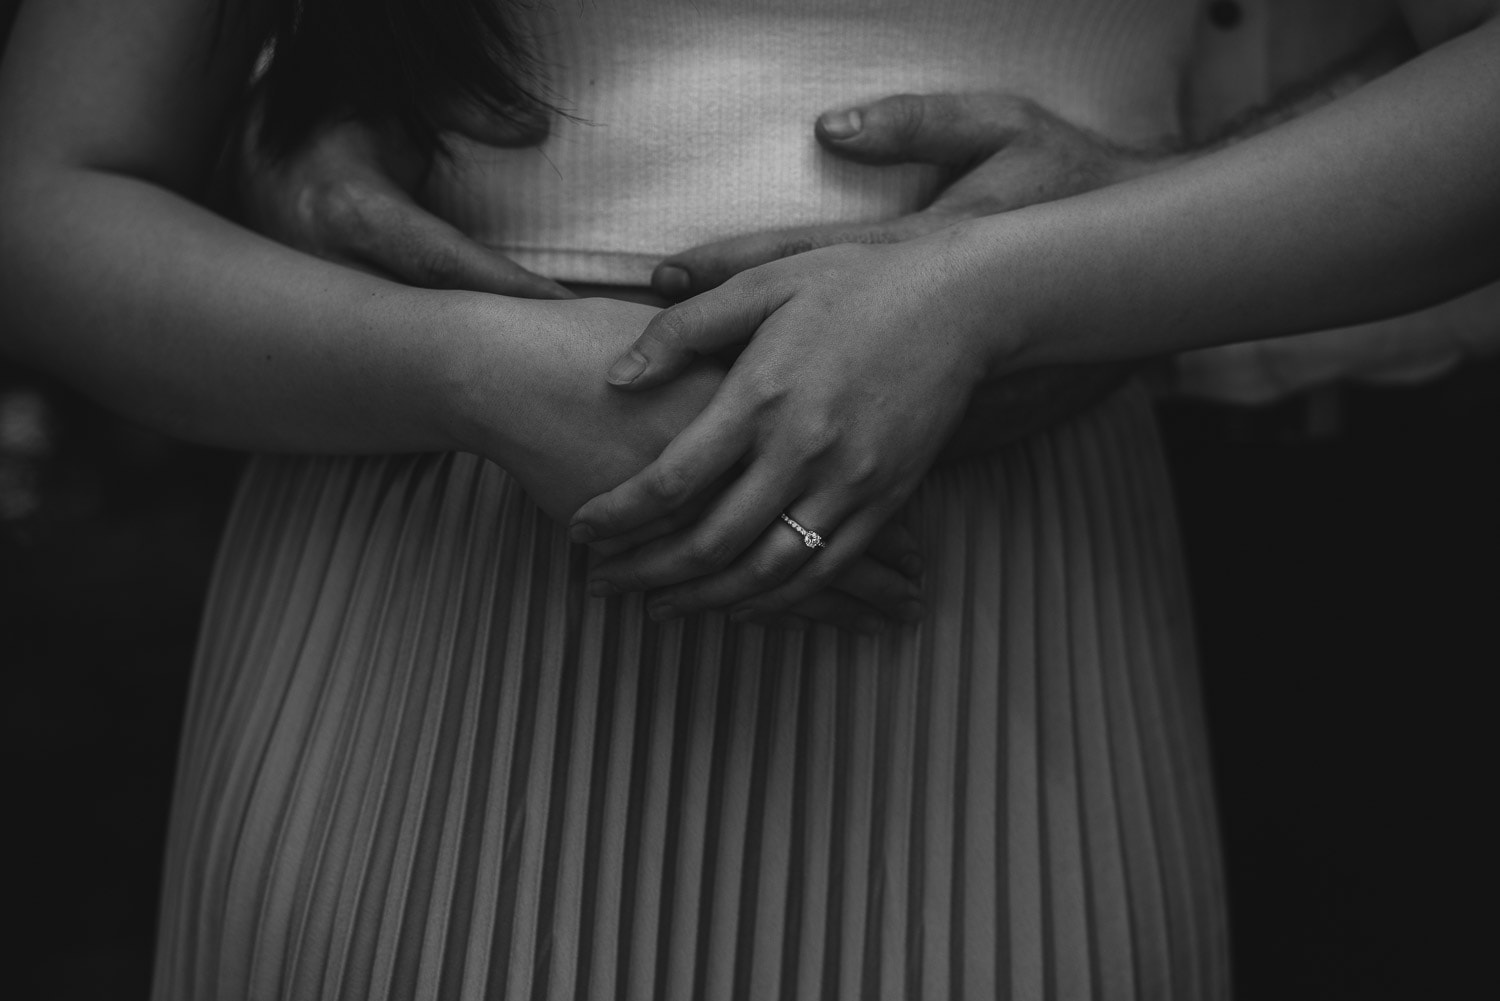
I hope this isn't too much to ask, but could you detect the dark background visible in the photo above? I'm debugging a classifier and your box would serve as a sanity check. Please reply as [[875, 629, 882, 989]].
[[2, 2, 1495, 998]]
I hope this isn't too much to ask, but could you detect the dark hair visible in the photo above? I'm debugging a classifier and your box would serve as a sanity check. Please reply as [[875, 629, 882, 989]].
[[252, 0, 555, 157]]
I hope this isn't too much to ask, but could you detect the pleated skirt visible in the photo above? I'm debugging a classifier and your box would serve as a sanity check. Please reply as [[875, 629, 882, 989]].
[[151, 383, 1229, 1001]]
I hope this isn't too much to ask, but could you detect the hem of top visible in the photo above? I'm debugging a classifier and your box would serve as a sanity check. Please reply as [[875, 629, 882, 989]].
[[488, 247, 664, 287]]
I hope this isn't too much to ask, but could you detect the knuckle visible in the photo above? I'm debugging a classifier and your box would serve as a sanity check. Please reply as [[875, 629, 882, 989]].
[[843, 452, 883, 489], [686, 534, 734, 572], [890, 93, 928, 144], [744, 358, 804, 408], [646, 463, 690, 505], [729, 265, 772, 300], [739, 366, 786, 409], [653, 305, 694, 346], [588, 495, 624, 530], [746, 556, 789, 588], [774, 234, 823, 259], [309, 178, 370, 238], [806, 428, 841, 460], [801, 558, 840, 590], [411, 239, 462, 288], [850, 227, 900, 246], [641, 308, 691, 356], [795, 415, 842, 458]]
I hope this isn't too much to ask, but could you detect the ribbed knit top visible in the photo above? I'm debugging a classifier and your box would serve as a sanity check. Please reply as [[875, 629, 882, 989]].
[[422, 0, 1196, 285]]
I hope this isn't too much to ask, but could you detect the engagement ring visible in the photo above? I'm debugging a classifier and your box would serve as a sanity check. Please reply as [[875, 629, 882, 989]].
[[779, 512, 827, 549]]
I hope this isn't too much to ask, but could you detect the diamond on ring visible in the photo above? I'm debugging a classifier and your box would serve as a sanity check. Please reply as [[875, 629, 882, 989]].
[[779, 512, 827, 549]]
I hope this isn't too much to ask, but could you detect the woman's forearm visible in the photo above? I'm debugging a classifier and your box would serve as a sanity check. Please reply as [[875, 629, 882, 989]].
[[0, 163, 528, 455], [0, 0, 498, 456], [958, 11, 1500, 374], [0, 155, 737, 532]]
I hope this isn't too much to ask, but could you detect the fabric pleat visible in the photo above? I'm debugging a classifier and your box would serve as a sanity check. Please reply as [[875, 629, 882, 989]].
[[151, 384, 1228, 1001]]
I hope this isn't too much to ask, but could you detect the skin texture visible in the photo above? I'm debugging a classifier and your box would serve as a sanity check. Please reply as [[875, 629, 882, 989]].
[[233, 102, 577, 300], [231, 11, 1492, 492], [1178, 7, 1500, 399], [231, 91, 1151, 464], [573, 3, 1500, 619], [237, 22, 1499, 450], [2, 0, 1497, 625], [580, 236, 990, 623], [0, 0, 920, 634], [650, 92, 1154, 463], [472, 298, 925, 632], [236, 13, 1482, 570], [648, 93, 1165, 297], [227, 84, 1186, 626]]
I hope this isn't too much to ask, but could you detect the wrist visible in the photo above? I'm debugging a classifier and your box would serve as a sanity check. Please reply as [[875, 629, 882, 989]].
[[935, 215, 1055, 382], [427, 290, 551, 459]]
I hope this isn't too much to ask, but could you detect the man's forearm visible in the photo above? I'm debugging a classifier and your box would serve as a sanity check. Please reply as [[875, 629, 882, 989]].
[[977, 14, 1500, 370], [942, 16, 1424, 454], [1201, 13, 1417, 151]]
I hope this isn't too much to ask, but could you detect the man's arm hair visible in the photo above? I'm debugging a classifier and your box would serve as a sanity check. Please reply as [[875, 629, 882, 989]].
[[1206, 14, 1418, 149], [1173, 11, 1498, 402]]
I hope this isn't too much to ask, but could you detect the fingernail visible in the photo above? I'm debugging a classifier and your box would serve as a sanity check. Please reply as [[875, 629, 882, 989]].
[[569, 523, 594, 544], [588, 579, 618, 597], [856, 614, 887, 635], [606, 349, 648, 386], [653, 264, 691, 299], [819, 108, 862, 140], [898, 599, 925, 623], [648, 602, 678, 621], [900, 554, 923, 578]]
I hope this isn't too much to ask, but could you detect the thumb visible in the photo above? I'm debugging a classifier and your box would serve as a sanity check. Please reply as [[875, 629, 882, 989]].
[[816, 92, 1029, 168], [606, 281, 781, 390], [345, 182, 575, 299]]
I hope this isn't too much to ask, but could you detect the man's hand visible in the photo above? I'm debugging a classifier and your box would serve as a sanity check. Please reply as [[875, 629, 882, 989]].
[[233, 108, 573, 299], [643, 92, 1162, 461], [651, 92, 1173, 299]]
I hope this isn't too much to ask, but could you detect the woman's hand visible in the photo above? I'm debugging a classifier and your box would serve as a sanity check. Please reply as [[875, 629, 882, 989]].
[[453, 296, 723, 522], [568, 235, 1001, 621], [455, 295, 925, 631], [232, 104, 573, 299]]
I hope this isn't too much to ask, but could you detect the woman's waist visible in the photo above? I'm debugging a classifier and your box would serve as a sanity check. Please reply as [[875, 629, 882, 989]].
[[418, 4, 1188, 286], [422, 148, 946, 286]]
